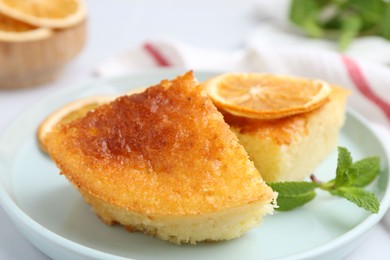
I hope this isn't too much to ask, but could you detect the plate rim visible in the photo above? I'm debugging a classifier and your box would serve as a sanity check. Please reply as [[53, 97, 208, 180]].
[[0, 69, 389, 260]]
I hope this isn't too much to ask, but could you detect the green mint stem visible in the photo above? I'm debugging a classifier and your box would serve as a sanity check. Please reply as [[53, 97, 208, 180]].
[[269, 147, 381, 213]]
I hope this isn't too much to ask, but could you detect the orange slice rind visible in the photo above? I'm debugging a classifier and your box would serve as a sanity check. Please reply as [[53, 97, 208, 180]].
[[204, 73, 332, 120], [0, 0, 87, 28]]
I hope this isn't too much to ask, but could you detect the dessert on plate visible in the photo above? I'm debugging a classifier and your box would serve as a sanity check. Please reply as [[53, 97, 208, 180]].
[[204, 73, 349, 182], [43, 71, 276, 244]]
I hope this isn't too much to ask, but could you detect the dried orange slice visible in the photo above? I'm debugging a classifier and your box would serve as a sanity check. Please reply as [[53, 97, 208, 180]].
[[204, 73, 332, 119], [37, 95, 114, 153], [0, 12, 51, 41], [0, 0, 87, 28]]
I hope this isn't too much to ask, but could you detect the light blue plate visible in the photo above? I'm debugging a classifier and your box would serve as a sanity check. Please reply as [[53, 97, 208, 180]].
[[0, 70, 389, 260]]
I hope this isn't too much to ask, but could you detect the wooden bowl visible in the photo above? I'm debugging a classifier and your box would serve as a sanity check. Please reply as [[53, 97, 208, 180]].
[[0, 19, 86, 89]]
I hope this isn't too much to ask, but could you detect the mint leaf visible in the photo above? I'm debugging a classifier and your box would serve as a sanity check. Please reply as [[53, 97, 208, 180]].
[[268, 147, 381, 214], [349, 157, 381, 187], [380, 3, 390, 40], [331, 186, 380, 213], [349, 0, 383, 26], [289, 0, 390, 49], [339, 14, 362, 50], [268, 182, 318, 211], [346, 166, 359, 185], [334, 147, 353, 188], [290, 0, 323, 38]]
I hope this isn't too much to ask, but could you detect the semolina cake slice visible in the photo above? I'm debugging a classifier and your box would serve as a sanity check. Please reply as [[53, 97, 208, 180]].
[[221, 85, 349, 182], [203, 73, 349, 182], [43, 71, 276, 244]]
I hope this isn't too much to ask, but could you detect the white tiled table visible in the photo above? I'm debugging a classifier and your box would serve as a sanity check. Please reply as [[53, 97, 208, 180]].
[[1, 1, 389, 259]]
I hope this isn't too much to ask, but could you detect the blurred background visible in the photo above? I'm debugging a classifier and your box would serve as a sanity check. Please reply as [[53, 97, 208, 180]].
[[0, 0, 390, 259], [0, 0, 262, 129]]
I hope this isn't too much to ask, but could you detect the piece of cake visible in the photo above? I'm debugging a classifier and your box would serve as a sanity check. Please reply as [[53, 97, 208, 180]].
[[43, 71, 276, 244], [220, 85, 349, 182]]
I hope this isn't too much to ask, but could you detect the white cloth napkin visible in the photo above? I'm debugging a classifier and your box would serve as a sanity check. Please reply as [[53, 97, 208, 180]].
[[95, 38, 390, 127]]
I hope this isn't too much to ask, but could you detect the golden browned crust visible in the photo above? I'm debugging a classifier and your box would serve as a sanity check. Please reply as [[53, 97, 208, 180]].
[[44, 71, 274, 217]]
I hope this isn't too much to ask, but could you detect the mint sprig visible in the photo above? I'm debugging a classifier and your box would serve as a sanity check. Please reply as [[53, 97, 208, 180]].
[[268, 147, 381, 213], [289, 0, 390, 50]]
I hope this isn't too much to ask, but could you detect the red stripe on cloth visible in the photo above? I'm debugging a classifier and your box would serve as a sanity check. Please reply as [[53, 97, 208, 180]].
[[341, 55, 390, 121], [143, 43, 172, 67]]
